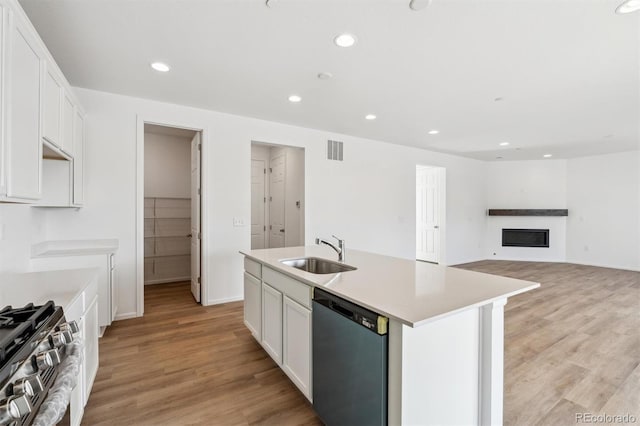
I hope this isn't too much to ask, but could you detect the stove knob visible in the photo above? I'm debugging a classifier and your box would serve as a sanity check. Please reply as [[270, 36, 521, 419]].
[[0, 395, 32, 424], [50, 330, 74, 348], [35, 349, 60, 370], [12, 375, 44, 397], [59, 321, 80, 334]]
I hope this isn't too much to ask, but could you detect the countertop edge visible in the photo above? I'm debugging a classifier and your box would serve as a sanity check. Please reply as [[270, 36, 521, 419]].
[[240, 250, 541, 328]]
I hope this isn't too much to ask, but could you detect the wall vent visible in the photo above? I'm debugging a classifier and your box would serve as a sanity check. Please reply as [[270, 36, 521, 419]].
[[327, 140, 343, 161]]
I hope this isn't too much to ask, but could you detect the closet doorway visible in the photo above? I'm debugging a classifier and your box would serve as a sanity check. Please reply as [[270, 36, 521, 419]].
[[143, 124, 202, 304], [251, 142, 305, 249]]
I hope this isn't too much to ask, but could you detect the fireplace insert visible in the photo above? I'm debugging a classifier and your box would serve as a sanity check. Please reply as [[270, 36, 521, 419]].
[[502, 229, 549, 248]]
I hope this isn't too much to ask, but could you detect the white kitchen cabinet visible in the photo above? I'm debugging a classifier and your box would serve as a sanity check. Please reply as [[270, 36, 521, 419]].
[[61, 91, 74, 153], [283, 295, 312, 399], [243, 260, 313, 401], [244, 272, 261, 340], [72, 109, 85, 206], [0, 0, 86, 205], [43, 66, 62, 148], [82, 294, 99, 404], [30, 249, 118, 330], [261, 282, 283, 365], [63, 272, 99, 426], [2, 15, 42, 201]]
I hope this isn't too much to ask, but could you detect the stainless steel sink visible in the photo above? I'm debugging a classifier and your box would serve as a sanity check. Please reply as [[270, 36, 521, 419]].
[[280, 257, 357, 274]]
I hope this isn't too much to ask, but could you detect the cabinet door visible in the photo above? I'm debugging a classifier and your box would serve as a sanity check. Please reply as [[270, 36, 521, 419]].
[[283, 296, 312, 400], [43, 67, 61, 146], [69, 316, 85, 426], [243, 272, 261, 340], [83, 295, 99, 406], [61, 91, 74, 154], [261, 282, 283, 364], [6, 20, 42, 200], [72, 109, 84, 205]]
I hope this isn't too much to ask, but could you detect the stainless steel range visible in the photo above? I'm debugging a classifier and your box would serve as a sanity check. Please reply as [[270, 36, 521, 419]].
[[0, 302, 78, 426]]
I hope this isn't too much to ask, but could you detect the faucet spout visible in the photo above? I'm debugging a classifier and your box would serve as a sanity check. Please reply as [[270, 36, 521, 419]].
[[315, 235, 345, 262]]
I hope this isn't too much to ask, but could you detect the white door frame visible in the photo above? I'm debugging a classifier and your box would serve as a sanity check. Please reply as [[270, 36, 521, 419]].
[[136, 115, 210, 316]]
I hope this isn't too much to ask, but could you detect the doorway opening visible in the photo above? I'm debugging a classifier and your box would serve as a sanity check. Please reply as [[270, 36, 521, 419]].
[[143, 124, 202, 305], [251, 142, 305, 249], [416, 165, 446, 264]]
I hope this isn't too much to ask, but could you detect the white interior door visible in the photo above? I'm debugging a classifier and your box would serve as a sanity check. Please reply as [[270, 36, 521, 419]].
[[269, 152, 286, 248], [251, 159, 266, 249], [190, 133, 201, 302], [417, 166, 441, 263]]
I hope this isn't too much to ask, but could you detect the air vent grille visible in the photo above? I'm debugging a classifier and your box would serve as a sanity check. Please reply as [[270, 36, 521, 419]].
[[327, 140, 343, 161]]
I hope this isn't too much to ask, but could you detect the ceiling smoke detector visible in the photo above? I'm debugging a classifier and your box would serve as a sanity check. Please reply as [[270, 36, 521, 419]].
[[318, 72, 333, 80], [409, 0, 433, 11], [616, 0, 640, 13]]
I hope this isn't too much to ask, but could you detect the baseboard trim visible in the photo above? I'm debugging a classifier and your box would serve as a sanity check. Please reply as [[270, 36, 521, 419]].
[[114, 312, 138, 321], [205, 295, 244, 306], [144, 277, 190, 285], [565, 260, 640, 272]]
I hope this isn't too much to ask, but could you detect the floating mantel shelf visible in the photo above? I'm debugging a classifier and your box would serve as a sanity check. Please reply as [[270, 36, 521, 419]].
[[487, 209, 568, 217]]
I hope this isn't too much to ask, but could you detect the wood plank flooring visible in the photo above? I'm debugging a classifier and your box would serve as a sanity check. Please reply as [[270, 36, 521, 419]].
[[81, 282, 321, 425], [82, 263, 639, 425], [457, 261, 639, 426]]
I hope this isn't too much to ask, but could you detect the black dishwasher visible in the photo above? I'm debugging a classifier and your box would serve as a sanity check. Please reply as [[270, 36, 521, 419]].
[[312, 288, 388, 426]]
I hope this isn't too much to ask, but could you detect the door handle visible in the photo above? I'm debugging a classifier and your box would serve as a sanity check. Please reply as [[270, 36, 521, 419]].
[[187, 233, 193, 237], [433, 225, 439, 229], [279, 229, 285, 233]]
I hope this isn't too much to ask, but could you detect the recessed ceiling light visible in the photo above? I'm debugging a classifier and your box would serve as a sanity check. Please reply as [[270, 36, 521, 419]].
[[616, 0, 640, 14], [288, 95, 302, 103], [334, 33, 357, 48], [499, 142, 510, 146], [318, 72, 333, 80], [496, 156, 503, 160], [543, 154, 552, 158], [150, 62, 170, 72], [428, 130, 439, 135], [494, 97, 504, 102], [409, 0, 433, 11], [365, 114, 376, 120]]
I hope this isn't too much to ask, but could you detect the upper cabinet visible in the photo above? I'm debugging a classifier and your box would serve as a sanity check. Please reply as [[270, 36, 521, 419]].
[[0, 0, 86, 205], [43, 66, 62, 149], [4, 14, 43, 201], [72, 109, 84, 206]]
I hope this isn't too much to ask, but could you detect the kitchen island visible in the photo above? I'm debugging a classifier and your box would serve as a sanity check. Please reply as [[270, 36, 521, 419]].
[[240, 246, 539, 426]]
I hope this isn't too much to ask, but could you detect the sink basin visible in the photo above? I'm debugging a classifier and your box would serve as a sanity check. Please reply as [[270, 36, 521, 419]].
[[281, 257, 357, 274]]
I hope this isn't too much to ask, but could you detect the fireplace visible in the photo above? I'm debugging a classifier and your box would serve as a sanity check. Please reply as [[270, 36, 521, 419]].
[[502, 229, 549, 248]]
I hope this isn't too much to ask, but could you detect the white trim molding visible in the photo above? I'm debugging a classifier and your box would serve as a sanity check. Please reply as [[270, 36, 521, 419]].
[[135, 115, 211, 317]]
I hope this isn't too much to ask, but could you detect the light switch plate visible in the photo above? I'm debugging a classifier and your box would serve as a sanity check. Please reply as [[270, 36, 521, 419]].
[[233, 217, 245, 227]]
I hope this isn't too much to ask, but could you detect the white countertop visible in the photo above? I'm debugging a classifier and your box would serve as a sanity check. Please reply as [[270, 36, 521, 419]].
[[241, 246, 540, 327], [31, 239, 119, 258], [0, 268, 99, 310]]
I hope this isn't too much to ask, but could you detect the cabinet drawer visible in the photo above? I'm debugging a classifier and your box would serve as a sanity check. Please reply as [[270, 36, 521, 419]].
[[263, 267, 311, 309], [244, 258, 262, 279]]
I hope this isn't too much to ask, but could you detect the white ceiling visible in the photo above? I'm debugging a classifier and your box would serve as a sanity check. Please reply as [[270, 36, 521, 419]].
[[20, 0, 639, 161]]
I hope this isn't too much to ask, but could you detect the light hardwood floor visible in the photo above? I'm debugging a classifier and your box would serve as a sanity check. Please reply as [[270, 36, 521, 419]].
[[82, 263, 639, 425], [457, 261, 640, 426]]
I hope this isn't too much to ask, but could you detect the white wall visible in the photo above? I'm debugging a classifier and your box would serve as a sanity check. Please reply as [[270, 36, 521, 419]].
[[0, 205, 47, 273], [44, 88, 487, 317], [566, 151, 640, 270], [486, 160, 567, 208], [144, 132, 191, 198], [485, 160, 567, 262]]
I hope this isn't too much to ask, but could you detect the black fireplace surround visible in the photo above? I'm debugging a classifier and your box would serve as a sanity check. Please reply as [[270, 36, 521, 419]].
[[502, 229, 549, 248]]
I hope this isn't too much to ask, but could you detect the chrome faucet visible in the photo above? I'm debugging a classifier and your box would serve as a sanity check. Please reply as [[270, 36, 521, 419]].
[[315, 235, 345, 262]]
